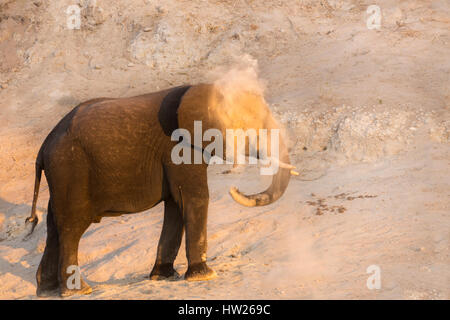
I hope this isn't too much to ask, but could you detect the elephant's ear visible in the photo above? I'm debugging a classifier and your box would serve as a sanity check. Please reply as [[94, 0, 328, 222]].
[[177, 84, 222, 135], [158, 85, 192, 136]]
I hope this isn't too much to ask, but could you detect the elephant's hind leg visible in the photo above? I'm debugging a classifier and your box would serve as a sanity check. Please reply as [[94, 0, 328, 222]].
[[36, 200, 59, 297], [53, 200, 93, 297], [150, 197, 184, 280]]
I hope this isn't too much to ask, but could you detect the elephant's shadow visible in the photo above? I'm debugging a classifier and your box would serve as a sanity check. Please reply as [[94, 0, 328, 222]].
[[81, 239, 152, 292], [0, 196, 47, 240]]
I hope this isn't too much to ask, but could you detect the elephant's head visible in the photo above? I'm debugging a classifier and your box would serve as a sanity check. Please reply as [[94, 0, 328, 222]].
[[177, 83, 294, 207]]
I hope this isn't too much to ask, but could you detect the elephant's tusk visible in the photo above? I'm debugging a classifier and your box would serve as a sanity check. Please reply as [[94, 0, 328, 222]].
[[226, 155, 296, 172], [239, 155, 296, 170], [268, 157, 296, 170], [229, 187, 256, 207], [279, 162, 296, 170]]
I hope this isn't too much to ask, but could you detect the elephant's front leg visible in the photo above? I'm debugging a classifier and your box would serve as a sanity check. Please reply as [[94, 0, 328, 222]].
[[150, 197, 184, 280], [182, 192, 216, 281], [164, 162, 216, 281]]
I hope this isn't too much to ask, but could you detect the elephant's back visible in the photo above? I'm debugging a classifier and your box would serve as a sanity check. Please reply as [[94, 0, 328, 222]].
[[38, 97, 113, 165], [39, 88, 174, 167], [40, 92, 170, 210]]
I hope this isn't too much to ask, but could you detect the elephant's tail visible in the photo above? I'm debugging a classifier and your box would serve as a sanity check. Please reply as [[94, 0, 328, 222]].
[[24, 149, 44, 239]]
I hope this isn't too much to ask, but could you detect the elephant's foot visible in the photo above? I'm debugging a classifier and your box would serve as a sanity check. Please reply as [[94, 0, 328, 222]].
[[185, 263, 217, 281], [36, 282, 59, 297], [60, 279, 92, 297], [150, 263, 180, 280]]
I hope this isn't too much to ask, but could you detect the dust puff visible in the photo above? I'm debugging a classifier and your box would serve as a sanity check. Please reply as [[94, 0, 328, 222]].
[[207, 54, 267, 99]]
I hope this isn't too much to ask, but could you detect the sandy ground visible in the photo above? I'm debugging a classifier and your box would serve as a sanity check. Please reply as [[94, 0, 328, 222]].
[[0, 0, 449, 299]]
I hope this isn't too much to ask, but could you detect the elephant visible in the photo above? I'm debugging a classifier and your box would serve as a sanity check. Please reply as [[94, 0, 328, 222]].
[[25, 83, 294, 297]]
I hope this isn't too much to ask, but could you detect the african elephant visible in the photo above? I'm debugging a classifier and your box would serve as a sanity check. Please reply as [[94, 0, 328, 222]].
[[25, 83, 294, 297]]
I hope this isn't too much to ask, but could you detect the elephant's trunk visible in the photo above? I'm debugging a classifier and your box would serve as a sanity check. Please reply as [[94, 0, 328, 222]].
[[229, 136, 292, 207]]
